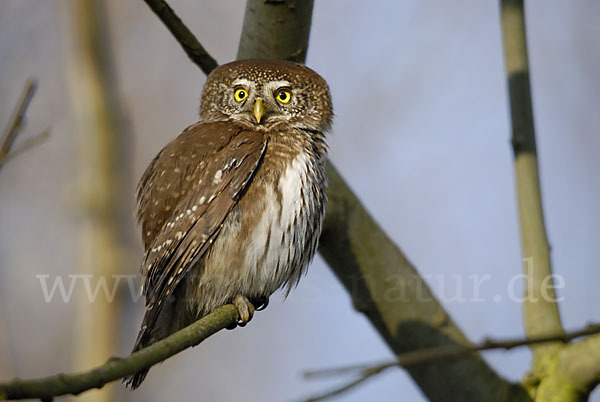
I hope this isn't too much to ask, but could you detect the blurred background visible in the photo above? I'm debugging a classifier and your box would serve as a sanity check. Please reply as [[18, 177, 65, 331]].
[[0, 1, 599, 401]]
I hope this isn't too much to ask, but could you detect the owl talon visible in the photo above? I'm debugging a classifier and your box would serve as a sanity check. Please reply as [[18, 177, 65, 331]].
[[253, 296, 269, 311], [234, 295, 255, 325]]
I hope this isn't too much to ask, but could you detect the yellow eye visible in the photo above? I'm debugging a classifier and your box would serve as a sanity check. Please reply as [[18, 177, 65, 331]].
[[234, 88, 248, 102], [276, 89, 291, 104]]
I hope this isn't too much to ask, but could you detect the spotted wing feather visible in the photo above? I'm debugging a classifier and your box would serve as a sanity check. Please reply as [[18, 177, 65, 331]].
[[136, 121, 267, 334]]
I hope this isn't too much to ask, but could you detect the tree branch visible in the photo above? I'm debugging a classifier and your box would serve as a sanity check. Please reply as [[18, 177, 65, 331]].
[[307, 323, 600, 378], [304, 323, 600, 402], [500, 0, 564, 377], [237, 0, 314, 63], [320, 165, 528, 401], [64, 1, 135, 401], [0, 78, 44, 170], [0, 305, 238, 400], [143, 0, 218, 75], [559, 333, 600, 395]]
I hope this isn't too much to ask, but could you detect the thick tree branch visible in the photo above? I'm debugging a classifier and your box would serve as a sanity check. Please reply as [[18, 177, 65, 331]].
[[237, 0, 314, 63], [0, 305, 238, 400], [143, 0, 218, 75], [559, 333, 600, 394], [500, 0, 564, 378], [320, 166, 529, 402]]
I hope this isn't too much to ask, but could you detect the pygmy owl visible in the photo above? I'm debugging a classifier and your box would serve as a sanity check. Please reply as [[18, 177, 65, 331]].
[[126, 60, 332, 388]]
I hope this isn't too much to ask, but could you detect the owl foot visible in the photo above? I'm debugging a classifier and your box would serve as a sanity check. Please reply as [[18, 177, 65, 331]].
[[234, 295, 255, 327]]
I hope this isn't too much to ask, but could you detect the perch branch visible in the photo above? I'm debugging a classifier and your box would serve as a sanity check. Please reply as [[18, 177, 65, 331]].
[[0, 305, 238, 400], [304, 323, 600, 402], [143, 0, 218, 75], [500, 0, 564, 376]]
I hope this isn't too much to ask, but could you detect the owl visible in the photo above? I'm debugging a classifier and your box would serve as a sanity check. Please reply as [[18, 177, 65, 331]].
[[126, 60, 333, 388]]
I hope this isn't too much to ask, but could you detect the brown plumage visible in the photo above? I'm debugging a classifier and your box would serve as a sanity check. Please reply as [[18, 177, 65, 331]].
[[126, 60, 332, 388]]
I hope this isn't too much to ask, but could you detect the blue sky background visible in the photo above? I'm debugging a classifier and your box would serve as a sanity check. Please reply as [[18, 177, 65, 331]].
[[0, 1, 599, 401]]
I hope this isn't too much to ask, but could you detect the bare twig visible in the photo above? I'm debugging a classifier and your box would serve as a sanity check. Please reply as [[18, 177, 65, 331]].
[[0, 130, 49, 166], [303, 323, 600, 402], [305, 367, 385, 402], [0, 305, 238, 400], [0, 78, 39, 169], [143, 0, 218, 75]]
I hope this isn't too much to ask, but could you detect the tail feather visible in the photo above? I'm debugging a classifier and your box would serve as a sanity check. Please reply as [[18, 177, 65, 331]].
[[124, 367, 150, 390], [124, 300, 181, 389], [123, 327, 152, 389], [123, 304, 160, 389]]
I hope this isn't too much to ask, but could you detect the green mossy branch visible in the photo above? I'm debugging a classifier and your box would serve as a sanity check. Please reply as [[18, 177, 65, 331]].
[[0, 305, 238, 400]]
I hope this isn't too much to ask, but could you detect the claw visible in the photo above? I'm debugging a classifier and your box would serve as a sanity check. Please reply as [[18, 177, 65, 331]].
[[234, 295, 255, 326], [253, 296, 269, 311]]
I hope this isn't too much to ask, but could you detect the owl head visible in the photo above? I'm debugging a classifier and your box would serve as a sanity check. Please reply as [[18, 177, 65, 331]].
[[200, 60, 332, 133]]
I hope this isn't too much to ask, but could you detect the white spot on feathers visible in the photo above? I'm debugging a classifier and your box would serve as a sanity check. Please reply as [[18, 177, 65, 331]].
[[213, 169, 223, 184]]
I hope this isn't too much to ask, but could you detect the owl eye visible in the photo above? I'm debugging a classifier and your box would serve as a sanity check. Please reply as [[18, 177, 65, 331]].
[[275, 89, 291, 104], [234, 88, 248, 102]]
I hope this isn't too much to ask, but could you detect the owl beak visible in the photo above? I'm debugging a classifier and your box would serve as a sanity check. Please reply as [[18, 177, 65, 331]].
[[253, 98, 264, 123]]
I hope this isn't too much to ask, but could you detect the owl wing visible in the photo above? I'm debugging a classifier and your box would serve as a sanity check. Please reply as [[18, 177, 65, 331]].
[[136, 121, 267, 331]]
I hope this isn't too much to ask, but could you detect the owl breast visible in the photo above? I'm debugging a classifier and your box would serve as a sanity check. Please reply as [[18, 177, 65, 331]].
[[182, 147, 327, 316], [244, 150, 325, 294]]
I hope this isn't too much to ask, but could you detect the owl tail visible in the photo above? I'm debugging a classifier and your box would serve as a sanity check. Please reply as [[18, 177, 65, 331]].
[[123, 324, 153, 389], [124, 300, 180, 389], [124, 367, 149, 390]]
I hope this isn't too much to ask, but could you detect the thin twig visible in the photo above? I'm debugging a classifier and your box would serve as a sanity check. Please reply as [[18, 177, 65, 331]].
[[303, 323, 600, 402], [0, 130, 49, 166], [305, 366, 385, 402], [143, 0, 218, 75], [0, 78, 38, 169], [0, 305, 239, 400]]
